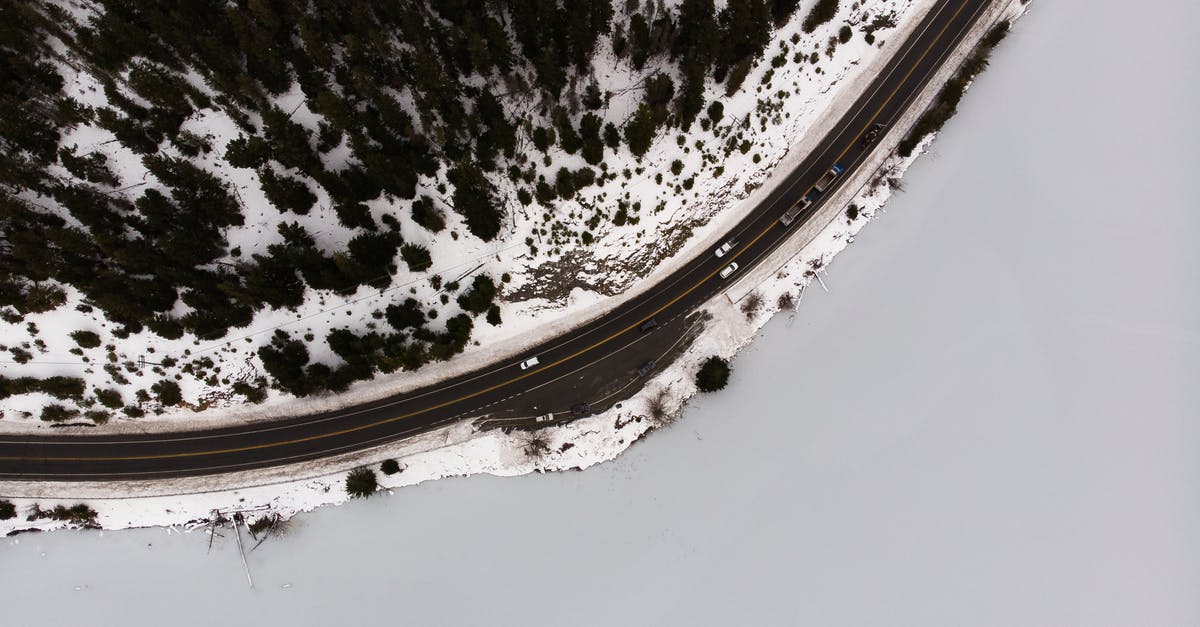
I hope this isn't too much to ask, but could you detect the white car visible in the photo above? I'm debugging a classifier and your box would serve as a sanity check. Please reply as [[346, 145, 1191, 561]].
[[719, 262, 739, 279], [715, 240, 736, 258], [519, 356, 540, 370]]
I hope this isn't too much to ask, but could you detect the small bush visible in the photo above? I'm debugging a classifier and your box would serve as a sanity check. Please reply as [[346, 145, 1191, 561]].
[[400, 244, 433, 273], [151, 379, 183, 406], [457, 275, 497, 315], [411, 196, 446, 233], [41, 404, 79, 422], [345, 466, 378, 498], [94, 381, 124, 408], [706, 101, 724, 125], [802, 0, 839, 33], [695, 356, 731, 393], [380, 459, 402, 475], [838, 25, 852, 43], [47, 503, 98, 525], [70, 330, 102, 349], [740, 292, 763, 319], [84, 409, 111, 424], [232, 379, 268, 403], [0, 499, 15, 520]]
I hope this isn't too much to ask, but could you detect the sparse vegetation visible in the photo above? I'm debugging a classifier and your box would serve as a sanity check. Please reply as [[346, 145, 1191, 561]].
[[898, 21, 1010, 157], [740, 291, 763, 319], [380, 458, 402, 475], [0, 499, 16, 520], [26, 502, 99, 525]]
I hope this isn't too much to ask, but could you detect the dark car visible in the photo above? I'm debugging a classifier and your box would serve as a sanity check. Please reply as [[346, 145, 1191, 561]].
[[862, 123, 886, 145], [570, 403, 590, 417], [636, 360, 656, 377], [638, 318, 659, 332]]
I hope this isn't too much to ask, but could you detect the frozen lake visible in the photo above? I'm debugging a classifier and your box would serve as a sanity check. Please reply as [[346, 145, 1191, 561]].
[[4, 0, 1198, 624]]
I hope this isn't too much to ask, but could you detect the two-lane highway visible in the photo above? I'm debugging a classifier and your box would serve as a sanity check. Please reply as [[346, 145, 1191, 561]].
[[0, 0, 993, 481]]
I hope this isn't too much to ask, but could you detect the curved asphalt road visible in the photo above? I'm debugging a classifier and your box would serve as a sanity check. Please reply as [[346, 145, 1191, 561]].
[[0, 0, 991, 481]]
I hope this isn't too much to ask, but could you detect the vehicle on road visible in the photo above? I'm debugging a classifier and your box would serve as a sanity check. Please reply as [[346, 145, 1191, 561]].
[[719, 262, 739, 279], [535, 413, 555, 423], [519, 356, 540, 370], [779, 196, 813, 226], [637, 360, 656, 377], [638, 318, 659, 332], [570, 403, 590, 417], [862, 123, 886, 145], [714, 240, 737, 258], [813, 164, 844, 192]]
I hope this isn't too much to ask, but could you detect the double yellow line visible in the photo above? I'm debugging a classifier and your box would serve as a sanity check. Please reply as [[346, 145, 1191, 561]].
[[8, 0, 975, 465]]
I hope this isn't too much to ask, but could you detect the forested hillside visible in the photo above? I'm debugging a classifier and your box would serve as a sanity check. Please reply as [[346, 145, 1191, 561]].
[[0, 0, 904, 423]]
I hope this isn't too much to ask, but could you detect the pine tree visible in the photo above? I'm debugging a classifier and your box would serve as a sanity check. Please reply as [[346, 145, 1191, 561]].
[[449, 161, 502, 241], [624, 103, 656, 158]]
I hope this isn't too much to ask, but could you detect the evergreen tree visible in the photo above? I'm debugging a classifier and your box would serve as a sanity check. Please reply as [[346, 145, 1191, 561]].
[[456, 274, 497, 315], [624, 104, 656, 158], [386, 298, 426, 331], [411, 196, 446, 233], [224, 135, 271, 169], [449, 161, 502, 241], [628, 13, 652, 69], [258, 169, 318, 215], [696, 356, 731, 392], [400, 244, 433, 273], [345, 466, 378, 498], [579, 113, 605, 165]]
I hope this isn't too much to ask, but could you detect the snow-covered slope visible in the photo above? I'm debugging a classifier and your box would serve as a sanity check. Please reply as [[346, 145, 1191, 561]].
[[2, 0, 933, 431]]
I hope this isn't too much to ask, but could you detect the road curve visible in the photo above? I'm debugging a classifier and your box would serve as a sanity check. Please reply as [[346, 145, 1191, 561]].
[[0, 0, 992, 481]]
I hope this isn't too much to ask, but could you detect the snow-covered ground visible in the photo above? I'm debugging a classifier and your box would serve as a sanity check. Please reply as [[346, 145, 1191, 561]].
[[3, 0, 935, 430], [0, 0, 1024, 531], [6, 0, 1199, 622]]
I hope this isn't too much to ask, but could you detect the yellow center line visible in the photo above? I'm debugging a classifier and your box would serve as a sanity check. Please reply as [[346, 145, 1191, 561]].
[[8, 0, 973, 465]]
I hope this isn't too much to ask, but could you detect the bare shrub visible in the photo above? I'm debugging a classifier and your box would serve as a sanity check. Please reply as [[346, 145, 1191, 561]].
[[777, 292, 796, 311], [519, 430, 552, 461], [740, 291, 763, 319], [646, 386, 674, 426]]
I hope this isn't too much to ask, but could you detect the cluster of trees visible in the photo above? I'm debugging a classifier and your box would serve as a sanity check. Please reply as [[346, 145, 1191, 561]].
[[898, 21, 1009, 157], [258, 273, 497, 397], [0, 0, 808, 398], [614, 0, 795, 154]]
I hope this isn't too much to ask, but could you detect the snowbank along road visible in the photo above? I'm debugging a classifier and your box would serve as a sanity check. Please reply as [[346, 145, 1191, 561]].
[[0, 0, 993, 481]]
